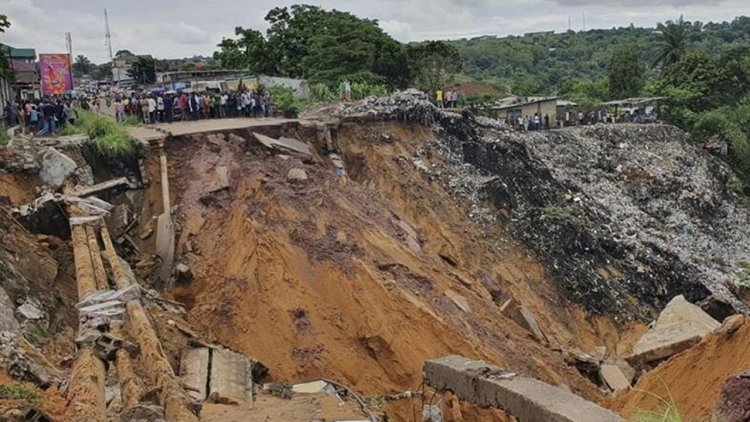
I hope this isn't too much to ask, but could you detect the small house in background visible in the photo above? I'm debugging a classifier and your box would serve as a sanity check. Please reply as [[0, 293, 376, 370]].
[[491, 96, 559, 127], [1, 45, 38, 99]]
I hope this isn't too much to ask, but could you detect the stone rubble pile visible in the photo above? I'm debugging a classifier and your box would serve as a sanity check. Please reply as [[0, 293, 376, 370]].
[[341, 89, 441, 126]]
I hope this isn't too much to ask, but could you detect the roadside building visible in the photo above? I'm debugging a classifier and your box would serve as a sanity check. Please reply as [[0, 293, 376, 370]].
[[491, 96, 559, 128], [112, 54, 148, 86], [1, 45, 38, 99]]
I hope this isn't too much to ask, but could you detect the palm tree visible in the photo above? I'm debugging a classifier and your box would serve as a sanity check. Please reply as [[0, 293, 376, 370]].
[[652, 16, 690, 71], [73, 55, 93, 76]]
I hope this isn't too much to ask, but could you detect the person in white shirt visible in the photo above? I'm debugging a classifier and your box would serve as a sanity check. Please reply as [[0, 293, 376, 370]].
[[147, 96, 157, 124], [220, 93, 228, 118], [156, 96, 165, 123]]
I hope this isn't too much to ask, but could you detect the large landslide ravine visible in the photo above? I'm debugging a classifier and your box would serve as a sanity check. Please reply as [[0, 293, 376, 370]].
[[132, 121, 650, 408]]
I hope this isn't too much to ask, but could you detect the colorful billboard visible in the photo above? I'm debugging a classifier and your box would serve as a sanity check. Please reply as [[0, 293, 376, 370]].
[[39, 54, 73, 96]]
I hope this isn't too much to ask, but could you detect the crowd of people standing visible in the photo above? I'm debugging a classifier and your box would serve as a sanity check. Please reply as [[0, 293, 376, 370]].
[[113, 89, 274, 124], [5, 97, 81, 136], [435, 88, 460, 108]]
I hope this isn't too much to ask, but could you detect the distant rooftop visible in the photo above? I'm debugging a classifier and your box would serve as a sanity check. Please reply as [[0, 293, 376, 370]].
[[0, 44, 36, 59]]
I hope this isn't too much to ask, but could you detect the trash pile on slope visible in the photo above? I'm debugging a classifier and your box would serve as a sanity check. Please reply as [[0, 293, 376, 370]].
[[308, 93, 750, 319], [402, 101, 750, 319], [341, 89, 442, 126]]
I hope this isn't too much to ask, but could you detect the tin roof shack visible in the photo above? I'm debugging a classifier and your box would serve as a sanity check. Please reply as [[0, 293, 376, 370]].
[[600, 97, 666, 123], [492, 96, 559, 128]]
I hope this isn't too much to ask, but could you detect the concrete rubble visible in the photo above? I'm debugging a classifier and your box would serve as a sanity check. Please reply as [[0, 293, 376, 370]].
[[600, 363, 631, 392], [253, 132, 312, 156], [180, 347, 256, 408], [38, 147, 77, 190], [500, 298, 547, 343], [0, 331, 61, 388], [627, 295, 720, 367], [15, 303, 45, 322], [424, 355, 624, 422]]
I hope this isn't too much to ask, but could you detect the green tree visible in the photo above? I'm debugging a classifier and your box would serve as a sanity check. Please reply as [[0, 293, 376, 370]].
[[557, 77, 608, 107], [91, 62, 112, 81], [0, 15, 12, 80], [653, 16, 690, 71], [0, 15, 9, 32], [214, 5, 409, 87], [511, 72, 546, 96], [72, 55, 94, 77], [128, 56, 157, 85], [407, 41, 461, 93], [214, 27, 275, 73], [114, 49, 134, 59], [608, 44, 643, 99]]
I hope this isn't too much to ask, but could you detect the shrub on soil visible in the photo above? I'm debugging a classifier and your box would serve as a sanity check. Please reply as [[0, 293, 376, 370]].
[[61, 109, 135, 159]]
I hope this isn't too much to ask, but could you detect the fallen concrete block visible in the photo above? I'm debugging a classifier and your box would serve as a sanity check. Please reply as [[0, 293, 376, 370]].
[[73, 177, 130, 198], [180, 348, 210, 401], [656, 295, 721, 330], [39, 147, 77, 190], [156, 213, 175, 284], [424, 355, 623, 422], [15, 303, 44, 321], [501, 299, 547, 343], [209, 348, 254, 409], [254, 132, 312, 156], [627, 295, 719, 366], [600, 363, 631, 392]]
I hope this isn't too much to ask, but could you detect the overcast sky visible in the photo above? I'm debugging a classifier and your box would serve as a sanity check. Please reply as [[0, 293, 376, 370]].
[[2, 0, 749, 64]]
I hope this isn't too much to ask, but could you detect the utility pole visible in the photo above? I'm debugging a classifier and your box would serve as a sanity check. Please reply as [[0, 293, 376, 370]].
[[104, 8, 113, 63], [582, 12, 586, 31], [65, 32, 73, 58], [568, 16, 572, 32]]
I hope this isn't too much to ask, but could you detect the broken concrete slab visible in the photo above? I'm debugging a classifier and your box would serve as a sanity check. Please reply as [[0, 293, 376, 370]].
[[655, 295, 721, 330], [291, 380, 339, 397], [156, 213, 175, 285], [600, 363, 631, 392], [73, 177, 130, 198], [627, 295, 720, 367], [424, 355, 624, 422], [106, 204, 132, 237], [444, 290, 471, 313], [253, 132, 312, 156], [627, 321, 710, 366], [180, 348, 210, 401], [501, 299, 547, 343], [39, 147, 77, 190], [209, 348, 254, 409], [15, 304, 45, 321]]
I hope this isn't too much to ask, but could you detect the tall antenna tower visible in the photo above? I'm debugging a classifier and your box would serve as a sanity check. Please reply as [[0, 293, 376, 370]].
[[582, 12, 586, 31], [104, 8, 114, 62], [65, 32, 72, 58]]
